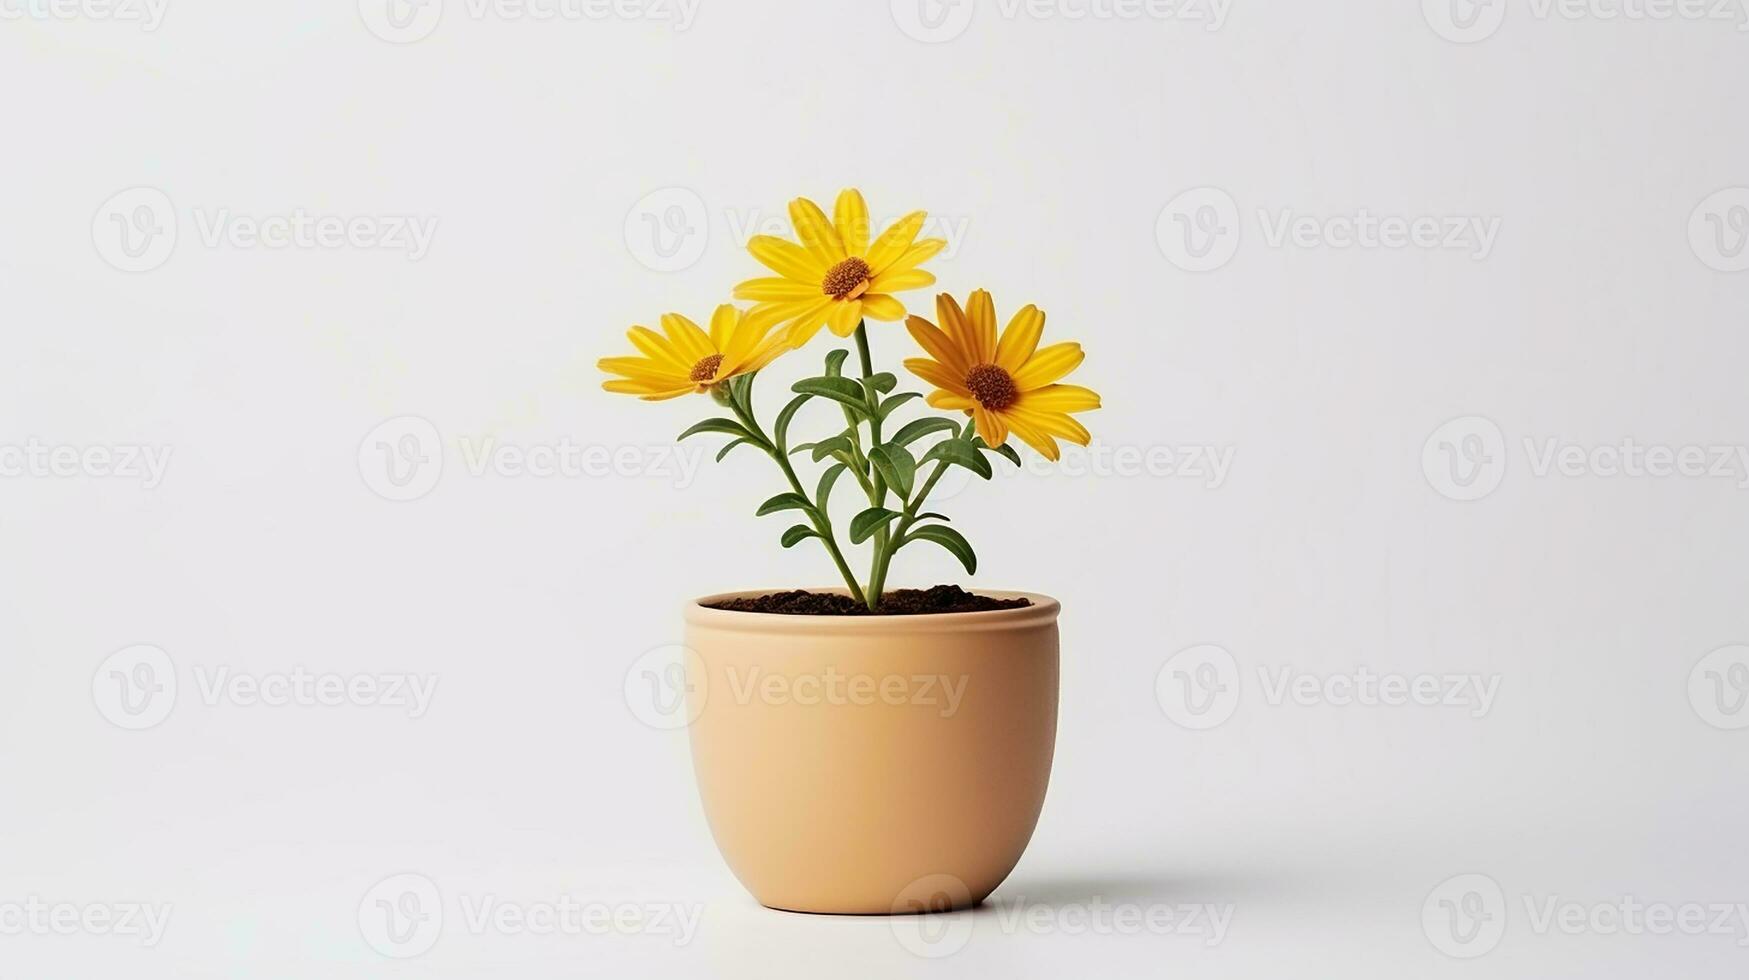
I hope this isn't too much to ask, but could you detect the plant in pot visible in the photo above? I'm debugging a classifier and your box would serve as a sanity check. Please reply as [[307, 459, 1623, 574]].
[[601, 190, 1100, 915]]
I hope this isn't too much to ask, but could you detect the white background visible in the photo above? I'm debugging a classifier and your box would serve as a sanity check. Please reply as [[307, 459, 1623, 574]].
[[3, 0, 1748, 976]]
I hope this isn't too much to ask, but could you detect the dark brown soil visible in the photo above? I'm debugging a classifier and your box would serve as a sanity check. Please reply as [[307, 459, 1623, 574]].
[[707, 585, 1031, 616]]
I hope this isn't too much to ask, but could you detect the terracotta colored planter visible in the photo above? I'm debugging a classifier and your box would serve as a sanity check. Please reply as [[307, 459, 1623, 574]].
[[683, 589, 1060, 915]]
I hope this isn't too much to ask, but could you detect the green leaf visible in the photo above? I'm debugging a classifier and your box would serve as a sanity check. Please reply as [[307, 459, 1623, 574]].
[[678, 418, 755, 443], [728, 374, 755, 418], [792, 377, 870, 415], [975, 437, 1023, 467], [849, 507, 902, 544], [877, 391, 922, 419], [907, 524, 977, 574], [865, 372, 898, 395], [756, 492, 813, 517], [824, 348, 850, 377], [889, 416, 959, 447], [916, 511, 950, 523], [774, 393, 811, 453], [781, 525, 819, 548], [716, 438, 756, 462], [921, 438, 993, 480], [867, 444, 917, 499], [809, 434, 853, 462], [816, 463, 848, 510]]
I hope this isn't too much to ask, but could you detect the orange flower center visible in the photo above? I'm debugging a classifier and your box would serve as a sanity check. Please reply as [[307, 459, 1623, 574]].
[[689, 353, 724, 383], [820, 256, 872, 300], [964, 363, 1018, 411]]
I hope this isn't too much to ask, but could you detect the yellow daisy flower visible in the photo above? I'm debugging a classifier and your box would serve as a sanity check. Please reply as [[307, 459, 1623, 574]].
[[599, 305, 791, 401], [734, 189, 946, 347], [903, 290, 1101, 461]]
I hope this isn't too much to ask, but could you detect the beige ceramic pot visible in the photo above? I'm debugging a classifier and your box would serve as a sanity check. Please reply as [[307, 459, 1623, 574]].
[[683, 589, 1059, 915]]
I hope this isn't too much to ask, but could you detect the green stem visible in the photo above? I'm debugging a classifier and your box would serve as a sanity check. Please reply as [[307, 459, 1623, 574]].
[[725, 393, 866, 605], [852, 321, 888, 610], [865, 423, 975, 605]]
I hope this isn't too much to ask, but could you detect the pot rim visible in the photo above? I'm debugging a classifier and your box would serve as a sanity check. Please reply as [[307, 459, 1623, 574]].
[[686, 588, 1060, 634]]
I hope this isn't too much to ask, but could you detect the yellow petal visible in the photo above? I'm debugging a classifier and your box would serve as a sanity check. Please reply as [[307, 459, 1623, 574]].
[[739, 329, 794, 374], [877, 238, 946, 277], [1003, 413, 1061, 461], [995, 304, 1044, 372], [781, 297, 837, 347], [1010, 406, 1091, 446], [971, 405, 1008, 449], [1018, 383, 1101, 413], [828, 299, 862, 336], [626, 326, 689, 373], [935, 293, 978, 364], [789, 197, 846, 266], [965, 290, 997, 365], [866, 211, 926, 273], [834, 188, 870, 256], [1012, 342, 1084, 390], [707, 304, 739, 352], [926, 390, 975, 411], [638, 386, 696, 402], [905, 357, 970, 396], [660, 313, 715, 362], [747, 235, 825, 282], [604, 378, 692, 399], [734, 277, 821, 301], [905, 315, 970, 375], [859, 293, 906, 321], [869, 268, 934, 294], [598, 356, 682, 384]]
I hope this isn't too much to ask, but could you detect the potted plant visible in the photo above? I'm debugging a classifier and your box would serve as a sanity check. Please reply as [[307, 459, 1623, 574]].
[[601, 190, 1100, 915]]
